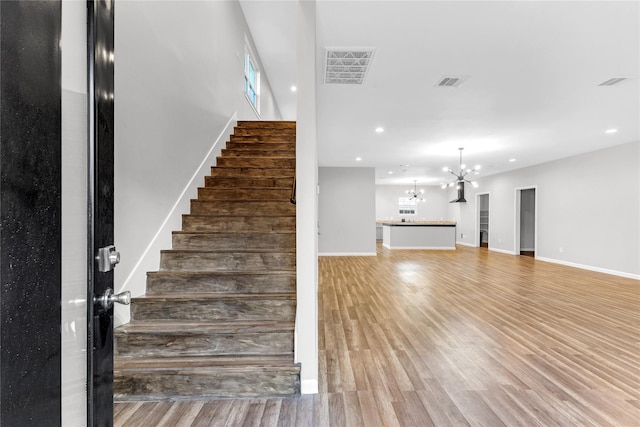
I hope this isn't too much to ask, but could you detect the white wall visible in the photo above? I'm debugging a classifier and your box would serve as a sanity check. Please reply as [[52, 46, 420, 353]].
[[113, 1, 282, 324], [319, 168, 377, 255], [61, 1, 88, 425], [453, 141, 640, 278], [376, 185, 450, 221]]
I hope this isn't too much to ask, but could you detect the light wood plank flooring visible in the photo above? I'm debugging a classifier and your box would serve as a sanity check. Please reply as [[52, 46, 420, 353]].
[[115, 244, 640, 426]]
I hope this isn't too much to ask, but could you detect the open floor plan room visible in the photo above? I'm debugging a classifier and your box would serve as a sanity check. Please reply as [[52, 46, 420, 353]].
[[114, 244, 639, 426]]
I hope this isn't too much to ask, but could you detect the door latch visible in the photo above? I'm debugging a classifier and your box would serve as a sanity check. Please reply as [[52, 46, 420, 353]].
[[95, 288, 131, 311], [96, 245, 120, 272]]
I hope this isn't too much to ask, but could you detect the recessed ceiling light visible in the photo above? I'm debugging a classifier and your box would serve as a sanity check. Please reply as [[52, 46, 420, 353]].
[[355, 157, 362, 162], [290, 85, 297, 92], [509, 158, 517, 162], [605, 128, 618, 134], [388, 171, 393, 174], [375, 127, 384, 133]]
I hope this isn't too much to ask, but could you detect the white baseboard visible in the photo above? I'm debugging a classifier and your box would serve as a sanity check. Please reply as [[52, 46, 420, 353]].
[[489, 247, 518, 255], [301, 379, 319, 395], [386, 246, 456, 250], [456, 241, 476, 247], [318, 252, 377, 256], [536, 256, 640, 280]]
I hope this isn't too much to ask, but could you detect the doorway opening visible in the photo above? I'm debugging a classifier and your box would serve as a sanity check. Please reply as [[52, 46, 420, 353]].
[[476, 193, 490, 248], [515, 187, 536, 257]]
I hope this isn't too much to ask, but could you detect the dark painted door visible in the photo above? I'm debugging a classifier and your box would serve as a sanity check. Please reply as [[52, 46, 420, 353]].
[[0, 1, 62, 425], [87, 1, 118, 426]]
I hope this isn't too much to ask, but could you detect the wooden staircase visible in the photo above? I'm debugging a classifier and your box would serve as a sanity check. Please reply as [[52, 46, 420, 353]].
[[113, 121, 299, 401]]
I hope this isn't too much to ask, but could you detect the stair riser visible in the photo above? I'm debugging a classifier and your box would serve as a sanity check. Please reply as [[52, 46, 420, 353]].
[[225, 142, 295, 152], [116, 332, 293, 358], [160, 252, 296, 271], [210, 167, 294, 178], [230, 135, 295, 143], [147, 273, 296, 294], [204, 177, 293, 188], [191, 200, 295, 216], [181, 215, 295, 233], [216, 157, 295, 169], [197, 187, 291, 200], [237, 120, 295, 130], [172, 233, 295, 250], [233, 128, 295, 136], [131, 299, 295, 322], [114, 370, 300, 401], [222, 149, 294, 158]]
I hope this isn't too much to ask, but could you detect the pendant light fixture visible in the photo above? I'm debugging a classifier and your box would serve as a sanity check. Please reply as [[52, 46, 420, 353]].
[[441, 148, 480, 203], [406, 180, 425, 202]]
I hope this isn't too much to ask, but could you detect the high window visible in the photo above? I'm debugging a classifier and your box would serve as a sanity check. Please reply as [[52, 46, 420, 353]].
[[244, 49, 260, 114]]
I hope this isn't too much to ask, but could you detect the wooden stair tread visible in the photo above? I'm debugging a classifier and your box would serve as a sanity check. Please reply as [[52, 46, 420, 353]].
[[148, 270, 294, 277], [172, 230, 295, 235], [116, 355, 299, 371], [118, 321, 295, 334], [134, 293, 295, 300], [161, 248, 295, 253]]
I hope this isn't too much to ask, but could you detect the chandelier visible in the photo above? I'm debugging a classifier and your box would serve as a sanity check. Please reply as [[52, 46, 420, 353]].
[[406, 180, 425, 202], [441, 147, 480, 203]]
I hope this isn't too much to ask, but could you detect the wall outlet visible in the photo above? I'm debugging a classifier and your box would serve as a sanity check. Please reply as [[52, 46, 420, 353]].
[[461, 233, 464, 238], [559, 246, 563, 253], [498, 238, 502, 244]]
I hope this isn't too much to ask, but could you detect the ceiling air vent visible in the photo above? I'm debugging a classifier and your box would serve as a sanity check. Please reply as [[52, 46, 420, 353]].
[[598, 77, 628, 86], [436, 76, 469, 87], [324, 49, 375, 85]]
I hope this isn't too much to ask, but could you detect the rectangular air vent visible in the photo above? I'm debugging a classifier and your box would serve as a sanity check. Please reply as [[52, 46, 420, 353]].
[[598, 77, 628, 86], [436, 76, 469, 87], [324, 49, 375, 84]]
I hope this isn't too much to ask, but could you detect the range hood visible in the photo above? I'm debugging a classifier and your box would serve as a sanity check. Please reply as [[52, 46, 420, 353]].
[[449, 181, 467, 203]]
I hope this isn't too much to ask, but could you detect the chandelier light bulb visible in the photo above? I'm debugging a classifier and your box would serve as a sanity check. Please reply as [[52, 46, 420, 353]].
[[442, 166, 449, 172], [475, 165, 481, 170], [472, 181, 479, 188]]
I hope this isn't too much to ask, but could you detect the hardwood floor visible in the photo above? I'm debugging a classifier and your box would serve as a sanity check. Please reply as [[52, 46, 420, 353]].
[[115, 244, 640, 426]]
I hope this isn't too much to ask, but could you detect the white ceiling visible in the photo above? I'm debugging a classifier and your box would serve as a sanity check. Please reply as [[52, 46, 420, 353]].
[[240, 1, 639, 186]]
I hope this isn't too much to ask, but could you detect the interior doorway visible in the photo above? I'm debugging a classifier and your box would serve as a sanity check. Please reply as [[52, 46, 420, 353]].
[[476, 193, 490, 248], [515, 187, 536, 257]]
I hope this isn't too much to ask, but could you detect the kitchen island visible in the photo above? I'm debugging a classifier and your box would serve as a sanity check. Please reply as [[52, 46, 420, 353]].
[[380, 221, 456, 250]]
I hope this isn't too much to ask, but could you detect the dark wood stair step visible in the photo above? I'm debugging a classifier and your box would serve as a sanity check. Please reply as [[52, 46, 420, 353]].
[[204, 176, 293, 188], [115, 321, 295, 358], [210, 167, 295, 178], [130, 293, 296, 322], [190, 200, 295, 216], [221, 149, 294, 158], [225, 142, 295, 152], [114, 355, 300, 401], [216, 157, 295, 168], [147, 271, 296, 294], [229, 135, 295, 143], [160, 249, 296, 271], [197, 187, 291, 200], [233, 128, 295, 136], [236, 120, 295, 130], [172, 231, 295, 250], [181, 215, 295, 232]]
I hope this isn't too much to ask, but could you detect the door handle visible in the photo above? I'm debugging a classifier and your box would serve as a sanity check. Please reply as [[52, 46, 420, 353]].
[[95, 288, 131, 311], [96, 245, 120, 272]]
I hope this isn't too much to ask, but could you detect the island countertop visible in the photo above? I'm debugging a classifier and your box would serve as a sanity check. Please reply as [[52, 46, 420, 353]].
[[377, 220, 456, 226]]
